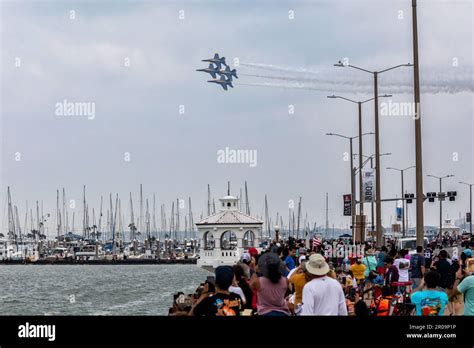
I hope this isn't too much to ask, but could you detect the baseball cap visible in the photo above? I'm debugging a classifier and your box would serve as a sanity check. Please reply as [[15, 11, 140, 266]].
[[240, 252, 251, 263], [248, 247, 259, 257]]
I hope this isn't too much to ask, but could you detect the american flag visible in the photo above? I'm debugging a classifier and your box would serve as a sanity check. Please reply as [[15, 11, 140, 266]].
[[312, 238, 321, 249]]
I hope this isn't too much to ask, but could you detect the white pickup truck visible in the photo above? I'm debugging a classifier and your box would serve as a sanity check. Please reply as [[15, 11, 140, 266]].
[[396, 237, 429, 255]]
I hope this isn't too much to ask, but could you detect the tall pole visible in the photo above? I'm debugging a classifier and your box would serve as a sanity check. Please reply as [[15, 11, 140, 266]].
[[406, 196, 409, 232], [370, 157, 375, 234], [459, 182, 472, 236], [373, 72, 383, 246], [358, 102, 364, 241], [469, 185, 473, 235], [401, 171, 405, 237], [349, 138, 355, 241], [412, 0, 424, 247], [439, 178, 442, 238], [358, 104, 363, 214]]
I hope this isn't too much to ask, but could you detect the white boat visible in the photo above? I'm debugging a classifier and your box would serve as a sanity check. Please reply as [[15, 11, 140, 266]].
[[0, 241, 24, 260]]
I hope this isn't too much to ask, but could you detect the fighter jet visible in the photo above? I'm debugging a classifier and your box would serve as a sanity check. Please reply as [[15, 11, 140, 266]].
[[201, 53, 227, 69], [218, 65, 238, 81], [196, 63, 220, 78], [207, 75, 233, 91]]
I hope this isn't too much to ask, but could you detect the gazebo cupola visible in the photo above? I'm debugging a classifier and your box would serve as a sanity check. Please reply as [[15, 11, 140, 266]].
[[195, 182, 263, 270]]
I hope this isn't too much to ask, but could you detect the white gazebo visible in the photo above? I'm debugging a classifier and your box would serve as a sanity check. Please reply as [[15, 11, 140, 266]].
[[196, 192, 263, 270]]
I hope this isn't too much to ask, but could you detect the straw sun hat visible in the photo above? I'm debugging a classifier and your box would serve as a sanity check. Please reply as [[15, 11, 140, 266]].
[[305, 253, 329, 276]]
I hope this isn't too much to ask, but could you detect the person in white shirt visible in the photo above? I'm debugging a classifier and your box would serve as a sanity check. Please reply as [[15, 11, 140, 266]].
[[229, 273, 247, 305], [229, 285, 246, 305], [393, 249, 411, 282], [287, 255, 307, 279], [301, 254, 348, 316]]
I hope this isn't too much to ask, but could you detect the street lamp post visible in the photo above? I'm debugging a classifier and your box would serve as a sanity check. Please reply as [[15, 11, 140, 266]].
[[326, 132, 374, 241], [427, 174, 454, 238], [387, 166, 415, 237], [459, 181, 473, 235], [327, 94, 391, 242], [412, 0, 425, 249], [335, 61, 412, 246]]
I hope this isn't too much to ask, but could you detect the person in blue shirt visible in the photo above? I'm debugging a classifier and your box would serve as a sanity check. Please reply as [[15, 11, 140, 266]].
[[284, 246, 296, 275], [376, 246, 388, 275], [411, 271, 448, 316], [463, 248, 472, 258], [410, 246, 426, 289]]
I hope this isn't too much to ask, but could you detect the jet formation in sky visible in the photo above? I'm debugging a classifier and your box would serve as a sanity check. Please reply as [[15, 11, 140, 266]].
[[197, 53, 238, 91]]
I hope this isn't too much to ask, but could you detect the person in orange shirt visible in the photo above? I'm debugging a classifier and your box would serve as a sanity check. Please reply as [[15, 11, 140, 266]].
[[289, 261, 310, 306], [371, 285, 395, 316]]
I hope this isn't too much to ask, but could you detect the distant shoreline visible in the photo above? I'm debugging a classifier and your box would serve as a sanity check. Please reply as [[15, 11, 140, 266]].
[[0, 258, 197, 265]]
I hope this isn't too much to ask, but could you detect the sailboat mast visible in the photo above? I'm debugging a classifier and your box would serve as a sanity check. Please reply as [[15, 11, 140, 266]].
[[14, 206, 21, 244], [146, 199, 150, 240], [292, 211, 295, 237], [82, 185, 86, 237], [56, 190, 60, 240], [129, 193, 135, 242], [111, 194, 118, 256], [153, 193, 157, 238], [207, 184, 211, 216], [188, 197, 193, 240], [245, 181, 250, 215], [36, 200, 40, 242], [98, 196, 103, 240], [325, 192, 329, 238], [296, 197, 302, 239], [176, 198, 180, 241], [62, 188, 66, 235], [264, 195, 269, 237], [170, 201, 175, 240], [162, 205, 167, 238], [239, 188, 243, 212], [23, 201, 28, 244], [7, 187, 14, 245], [139, 184, 143, 237]]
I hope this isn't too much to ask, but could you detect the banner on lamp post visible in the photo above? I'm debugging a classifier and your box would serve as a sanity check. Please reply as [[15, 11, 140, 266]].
[[343, 194, 352, 216], [396, 200, 403, 221], [363, 169, 375, 202]]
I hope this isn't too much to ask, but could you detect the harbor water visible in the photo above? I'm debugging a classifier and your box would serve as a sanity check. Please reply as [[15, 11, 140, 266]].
[[0, 265, 209, 315]]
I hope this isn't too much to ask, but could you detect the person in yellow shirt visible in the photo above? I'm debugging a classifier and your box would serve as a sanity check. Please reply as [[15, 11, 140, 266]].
[[289, 261, 310, 305], [350, 259, 367, 293]]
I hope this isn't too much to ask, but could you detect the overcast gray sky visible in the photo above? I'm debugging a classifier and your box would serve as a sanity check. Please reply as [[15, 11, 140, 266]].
[[1, 0, 473, 236]]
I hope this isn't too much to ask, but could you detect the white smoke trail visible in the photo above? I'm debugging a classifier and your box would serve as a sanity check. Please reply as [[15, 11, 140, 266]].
[[235, 81, 373, 93], [236, 79, 473, 95], [239, 65, 474, 94], [240, 62, 322, 75]]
